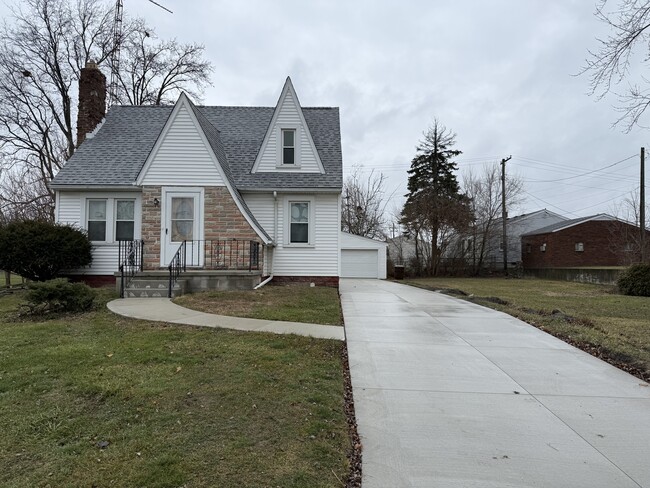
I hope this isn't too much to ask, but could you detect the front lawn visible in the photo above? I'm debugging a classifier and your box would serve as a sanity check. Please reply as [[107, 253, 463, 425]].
[[405, 277, 650, 381], [0, 290, 351, 487], [175, 285, 343, 326]]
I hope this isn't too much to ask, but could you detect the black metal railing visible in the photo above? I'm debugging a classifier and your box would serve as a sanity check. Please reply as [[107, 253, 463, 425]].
[[118, 239, 144, 298], [184, 239, 261, 271], [167, 239, 261, 298], [168, 241, 186, 298]]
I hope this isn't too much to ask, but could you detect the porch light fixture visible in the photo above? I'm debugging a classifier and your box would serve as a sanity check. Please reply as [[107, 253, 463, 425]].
[[153, 198, 159, 207]]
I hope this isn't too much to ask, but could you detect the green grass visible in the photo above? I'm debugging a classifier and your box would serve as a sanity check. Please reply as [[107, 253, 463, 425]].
[[1, 271, 24, 287], [404, 277, 650, 379], [0, 290, 350, 487], [175, 285, 343, 326]]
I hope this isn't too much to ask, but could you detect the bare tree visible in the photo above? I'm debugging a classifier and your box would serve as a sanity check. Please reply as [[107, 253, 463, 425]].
[[581, 0, 650, 130], [0, 0, 212, 220], [608, 190, 650, 263], [342, 165, 392, 239], [461, 163, 525, 274], [115, 23, 211, 105]]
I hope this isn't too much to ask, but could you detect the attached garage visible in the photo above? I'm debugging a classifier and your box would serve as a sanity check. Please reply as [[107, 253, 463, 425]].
[[340, 232, 387, 279]]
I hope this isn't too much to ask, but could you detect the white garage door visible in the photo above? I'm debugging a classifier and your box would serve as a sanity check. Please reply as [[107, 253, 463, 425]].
[[341, 249, 378, 278]]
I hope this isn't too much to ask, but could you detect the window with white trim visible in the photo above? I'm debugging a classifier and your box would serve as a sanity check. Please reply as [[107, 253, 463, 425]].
[[575, 242, 584, 252], [282, 129, 296, 165], [289, 201, 309, 243], [87, 200, 107, 241], [85, 196, 139, 243], [115, 200, 135, 241]]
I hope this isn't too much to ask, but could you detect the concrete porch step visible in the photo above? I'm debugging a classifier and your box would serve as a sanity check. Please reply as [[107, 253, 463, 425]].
[[125, 278, 187, 298]]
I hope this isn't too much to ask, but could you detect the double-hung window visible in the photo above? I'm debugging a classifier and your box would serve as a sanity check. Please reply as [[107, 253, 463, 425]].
[[282, 129, 295, 165], [115, 200, 135, 241], [85, 197, 138, 242], [87, 200, 107, 241], [290, 201, 309, 244]]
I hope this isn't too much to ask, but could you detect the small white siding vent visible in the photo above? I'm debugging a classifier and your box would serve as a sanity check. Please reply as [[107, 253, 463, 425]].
[[575, 242, 584, 252]]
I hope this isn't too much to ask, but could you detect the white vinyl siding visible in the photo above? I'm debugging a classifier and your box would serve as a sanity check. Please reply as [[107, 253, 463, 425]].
[[242, 192, 340, 276], [54, 190, 141, 275], [57, 192, 82, 225], [254, 88, 321, 173], [139, 104, 226, 186]]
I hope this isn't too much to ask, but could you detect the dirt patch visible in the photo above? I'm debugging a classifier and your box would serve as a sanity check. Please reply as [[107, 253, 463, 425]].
[[479, 296, 509, 306], [341, 343, 362, 488], [440, 288, 469, 297]]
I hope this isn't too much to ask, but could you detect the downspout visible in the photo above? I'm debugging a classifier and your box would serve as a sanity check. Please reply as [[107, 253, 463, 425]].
[[254, 190, 278, 290]]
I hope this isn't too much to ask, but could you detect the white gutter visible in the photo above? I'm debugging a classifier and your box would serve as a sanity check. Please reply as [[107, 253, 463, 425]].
[[254, 190, 279, 291], [254, 274, 273, 289]]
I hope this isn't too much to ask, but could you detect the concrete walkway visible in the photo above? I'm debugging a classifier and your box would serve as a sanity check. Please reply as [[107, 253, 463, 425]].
[[107, 298, 344, 340], [340, 279, 650, 488]]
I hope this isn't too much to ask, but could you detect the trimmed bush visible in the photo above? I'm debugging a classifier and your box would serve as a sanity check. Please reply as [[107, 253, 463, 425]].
[[24, 278, 96, 314], [0, 220, 92, 281], [617, 263, 650, 297]]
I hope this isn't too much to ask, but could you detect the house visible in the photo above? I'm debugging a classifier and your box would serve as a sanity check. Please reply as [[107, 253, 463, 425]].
[[455, 209, 568, 269], [521, 213, 650, 270], [52, 61, 385, 295], [386, 235, 419, 266]]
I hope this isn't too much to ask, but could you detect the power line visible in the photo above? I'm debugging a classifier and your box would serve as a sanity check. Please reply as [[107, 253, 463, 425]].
[[513, 154, 637, 183]]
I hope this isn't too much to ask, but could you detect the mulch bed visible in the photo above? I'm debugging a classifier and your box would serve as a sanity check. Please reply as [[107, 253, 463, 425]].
[[341, 344, 362, 488]]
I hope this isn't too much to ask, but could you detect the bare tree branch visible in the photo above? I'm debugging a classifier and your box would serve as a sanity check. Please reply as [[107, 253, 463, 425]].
[[581, 0, 650, 131], [341, 165, 393, 240]]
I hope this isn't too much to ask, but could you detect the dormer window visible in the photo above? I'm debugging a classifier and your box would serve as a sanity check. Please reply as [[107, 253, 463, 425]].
[[282, 129, 295, 165]]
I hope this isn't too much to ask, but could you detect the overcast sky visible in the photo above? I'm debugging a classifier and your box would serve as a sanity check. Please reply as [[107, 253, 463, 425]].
[[3, 0, 647, 221]]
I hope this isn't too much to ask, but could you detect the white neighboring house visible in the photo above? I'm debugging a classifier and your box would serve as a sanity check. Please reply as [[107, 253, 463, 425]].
[[51, 64, 363, 292]]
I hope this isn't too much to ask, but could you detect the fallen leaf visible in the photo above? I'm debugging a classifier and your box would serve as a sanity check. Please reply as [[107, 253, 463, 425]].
[[106, 353, 113, 358], [175, 366, 182, 373]]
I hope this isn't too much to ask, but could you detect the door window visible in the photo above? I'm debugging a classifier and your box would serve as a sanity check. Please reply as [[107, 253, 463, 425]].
[[171, 197, 194, 241]]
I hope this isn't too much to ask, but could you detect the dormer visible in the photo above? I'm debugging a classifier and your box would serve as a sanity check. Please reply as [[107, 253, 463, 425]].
[[251, 77, 325, 174]]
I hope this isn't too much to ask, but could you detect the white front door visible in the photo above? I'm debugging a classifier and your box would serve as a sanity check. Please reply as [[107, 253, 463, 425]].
[[162, 189, 203, 266]]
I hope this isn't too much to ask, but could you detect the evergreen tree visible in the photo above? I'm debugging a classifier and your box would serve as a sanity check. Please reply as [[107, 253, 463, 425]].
[[401, 119, 471, 276]]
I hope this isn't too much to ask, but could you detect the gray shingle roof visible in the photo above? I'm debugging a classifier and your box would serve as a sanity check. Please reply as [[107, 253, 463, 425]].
[[521, 214, 615, 236], [185, 98, 271, 242], [51, 103, 343, 190]]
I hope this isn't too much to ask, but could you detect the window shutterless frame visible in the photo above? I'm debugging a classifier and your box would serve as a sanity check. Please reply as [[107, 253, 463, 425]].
[[282, 128, 296, 165], [115, 199, 135, 241], [87, 199, 107, 242], [289, 201, 309, 244]]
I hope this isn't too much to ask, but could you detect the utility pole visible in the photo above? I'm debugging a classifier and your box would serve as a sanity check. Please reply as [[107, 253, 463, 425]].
[[641, 147, 646, 262], [501, 155, 512, 276]]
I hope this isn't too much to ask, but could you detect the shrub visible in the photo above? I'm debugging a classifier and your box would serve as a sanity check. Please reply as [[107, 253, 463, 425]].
[[24, 278, 96, 314], [617, 263, 650, 297], [0, 220, 92, 281]]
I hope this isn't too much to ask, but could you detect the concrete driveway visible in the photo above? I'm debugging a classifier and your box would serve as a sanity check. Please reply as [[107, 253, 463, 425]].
[[340, 279, 650, 488]]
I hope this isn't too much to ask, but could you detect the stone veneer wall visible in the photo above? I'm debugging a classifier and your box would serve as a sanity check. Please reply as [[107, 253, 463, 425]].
[[142, 187, 162, 269], [141, 186, 264, 270]]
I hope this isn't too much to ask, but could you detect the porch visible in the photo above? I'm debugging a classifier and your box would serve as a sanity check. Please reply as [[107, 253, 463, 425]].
[[118, 239, 264, 298]]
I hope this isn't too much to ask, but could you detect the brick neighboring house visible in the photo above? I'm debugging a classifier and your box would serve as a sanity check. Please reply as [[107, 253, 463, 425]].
[[521, 214, 649, 269]]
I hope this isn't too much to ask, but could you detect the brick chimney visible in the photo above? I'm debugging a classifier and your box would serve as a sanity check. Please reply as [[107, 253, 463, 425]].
[[77, 60, 106, 146]]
